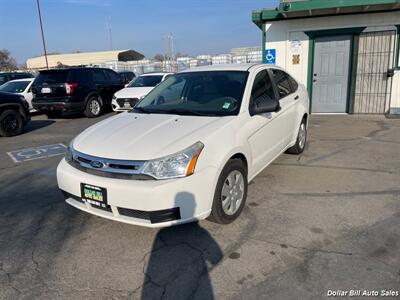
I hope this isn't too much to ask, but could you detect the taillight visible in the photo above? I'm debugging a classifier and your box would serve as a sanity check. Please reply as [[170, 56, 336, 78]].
[[65, 82, 78, 95]]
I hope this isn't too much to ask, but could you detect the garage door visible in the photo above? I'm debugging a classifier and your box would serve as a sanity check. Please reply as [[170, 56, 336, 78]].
[[353, 31, 396, 114], [312, 35, 351, 113]]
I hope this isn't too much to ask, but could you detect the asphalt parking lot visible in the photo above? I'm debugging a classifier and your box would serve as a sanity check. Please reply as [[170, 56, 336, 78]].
[[0, 113, 399, 300]]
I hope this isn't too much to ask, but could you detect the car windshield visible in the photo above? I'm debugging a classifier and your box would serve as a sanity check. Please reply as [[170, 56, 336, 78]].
[[128, 75, 163, 87], [0, 81, 30, 93], [133, 71, 248, 117]]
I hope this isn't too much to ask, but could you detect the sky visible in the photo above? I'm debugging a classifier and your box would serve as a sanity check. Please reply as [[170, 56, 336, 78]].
[[0, 0, 278, 64]]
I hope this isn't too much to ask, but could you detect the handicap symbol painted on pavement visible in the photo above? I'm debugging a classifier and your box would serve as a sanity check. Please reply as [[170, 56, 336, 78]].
[[7, 143, 67, 163], [264, 49, 276, 64]]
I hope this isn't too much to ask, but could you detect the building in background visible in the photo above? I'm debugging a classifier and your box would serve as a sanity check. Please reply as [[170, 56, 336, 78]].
[[252, 0, 400, 115], [26, 49, 144, 70], [25, 47, 263, 75]]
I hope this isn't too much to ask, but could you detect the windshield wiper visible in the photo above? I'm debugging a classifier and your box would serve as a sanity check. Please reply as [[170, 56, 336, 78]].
[[160, 108, 211, 116], [132, 107, 152, 114]]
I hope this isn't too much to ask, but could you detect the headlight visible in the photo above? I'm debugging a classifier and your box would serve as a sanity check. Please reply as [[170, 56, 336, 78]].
[[112, 95, 117, 100], [141, 142, 204, 180], [65, 140, 74, 162]]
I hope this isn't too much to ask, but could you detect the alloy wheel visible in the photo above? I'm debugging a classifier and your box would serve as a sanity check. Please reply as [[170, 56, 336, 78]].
[[221, 170, 245, 215]]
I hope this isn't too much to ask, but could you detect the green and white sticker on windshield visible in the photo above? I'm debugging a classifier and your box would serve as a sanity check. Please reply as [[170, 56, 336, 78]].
[[222, 102, 231, 109]]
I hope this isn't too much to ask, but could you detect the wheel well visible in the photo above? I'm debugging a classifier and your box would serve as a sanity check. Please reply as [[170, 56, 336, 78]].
[[302, 113, 308, 125], [85, 92, 102, 106], [230, 153, 248, 173], [0, 105, 19, 115]]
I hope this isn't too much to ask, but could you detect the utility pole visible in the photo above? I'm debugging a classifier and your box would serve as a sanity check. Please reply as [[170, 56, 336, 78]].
[[164, 33, 175, 72], [36, 0, 49, 69], [107, 18, 113, 50]]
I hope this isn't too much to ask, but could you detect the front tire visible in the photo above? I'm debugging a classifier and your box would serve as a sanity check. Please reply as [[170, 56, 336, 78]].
[[208, 159, 248, 224], [0, 109, 24, 137], [286, 118, 307, 154], [84, 96, 102, 118]]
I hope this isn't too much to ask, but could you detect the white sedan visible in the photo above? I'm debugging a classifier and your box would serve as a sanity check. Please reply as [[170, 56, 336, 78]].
[[57, 64, 309, 227], [0, 78, 35, 112], [111, 72, 172, 112]]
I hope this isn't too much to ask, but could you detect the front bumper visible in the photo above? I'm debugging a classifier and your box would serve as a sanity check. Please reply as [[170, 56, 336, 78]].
[[57, 159, 219, 227]]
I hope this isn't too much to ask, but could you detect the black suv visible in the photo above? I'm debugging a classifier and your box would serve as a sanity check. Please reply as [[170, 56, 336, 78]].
[[31, 67, 124, 118], [0, 91, 30, 137], [0, 72, 34, 86]]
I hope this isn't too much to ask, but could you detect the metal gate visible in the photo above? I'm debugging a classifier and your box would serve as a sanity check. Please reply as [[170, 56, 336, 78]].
[[354, 30, 396, 114]]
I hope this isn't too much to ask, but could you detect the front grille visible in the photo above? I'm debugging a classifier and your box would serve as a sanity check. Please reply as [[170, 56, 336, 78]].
[[116, 98, 139, 108], [118, 207, 150, 220], [118, 207, 181, 224], [70, 161, 153, 180], [67, 149, 151, 179], [92, 204, 112, 212], [62, 190, 181, 224]]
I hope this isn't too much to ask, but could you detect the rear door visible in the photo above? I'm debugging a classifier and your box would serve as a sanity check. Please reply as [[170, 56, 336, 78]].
[[104, 69, 124, 101], [91, 69, 111, 103], [31, 69, 72, 100], [270, 69, 298, 146]]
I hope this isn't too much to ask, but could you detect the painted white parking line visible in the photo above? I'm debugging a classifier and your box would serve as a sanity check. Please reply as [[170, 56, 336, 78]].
[[7, 143, 67, 163]]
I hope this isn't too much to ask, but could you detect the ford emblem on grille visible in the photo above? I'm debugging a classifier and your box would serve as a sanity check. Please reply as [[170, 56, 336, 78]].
[[90, 160, 105, 169]]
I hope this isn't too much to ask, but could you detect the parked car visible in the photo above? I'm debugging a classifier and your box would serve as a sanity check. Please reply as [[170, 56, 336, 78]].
[[31, 67, 124, 118], [58, 64, 309, 227], [0, 72, 34, 86], [0, 91, 30, 137], [0, 78, 35, 112], [111, 72, 172, 112], [118, 71, 136, 85]]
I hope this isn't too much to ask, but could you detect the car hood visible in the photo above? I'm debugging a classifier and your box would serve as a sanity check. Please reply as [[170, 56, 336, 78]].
[[73, 112, 234, 160], [114, 87, 153, 99]]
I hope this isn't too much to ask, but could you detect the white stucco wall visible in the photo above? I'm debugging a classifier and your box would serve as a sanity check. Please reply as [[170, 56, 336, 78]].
[[263, 11, 400, 111]]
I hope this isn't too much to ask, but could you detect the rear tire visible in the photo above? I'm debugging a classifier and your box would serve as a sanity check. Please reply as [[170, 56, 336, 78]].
[[286, 118, 307, 154], [84, 96, 102, 118], [0, 109, 24, 137], [208, 159, 248, 224]]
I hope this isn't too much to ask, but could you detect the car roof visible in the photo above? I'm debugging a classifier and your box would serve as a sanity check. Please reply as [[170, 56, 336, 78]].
[[5, 78, 34, 83]]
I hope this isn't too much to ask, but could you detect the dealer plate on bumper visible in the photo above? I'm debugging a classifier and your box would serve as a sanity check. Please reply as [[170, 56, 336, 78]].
[[80, 183, 109, 208]]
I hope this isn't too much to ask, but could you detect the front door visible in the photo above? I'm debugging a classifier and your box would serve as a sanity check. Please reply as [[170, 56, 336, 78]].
[[312, 35, 351, 113], [247, 69, 283, 175]]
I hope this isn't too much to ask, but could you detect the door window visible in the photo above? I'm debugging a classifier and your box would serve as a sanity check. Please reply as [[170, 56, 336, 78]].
[[92, 69, 108, 83], [105, 69, 121, 83], [250, 70, 276, 105], [271, 69, 293, 98]]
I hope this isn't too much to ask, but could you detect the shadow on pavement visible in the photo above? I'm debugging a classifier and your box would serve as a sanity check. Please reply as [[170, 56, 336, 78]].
[[0, 169, 88, 298], [21, 120, 55, 134], [141, 192, 223, 300]]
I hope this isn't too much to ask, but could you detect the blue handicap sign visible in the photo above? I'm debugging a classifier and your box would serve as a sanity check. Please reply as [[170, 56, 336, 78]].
[[264, 49, 276, 64]]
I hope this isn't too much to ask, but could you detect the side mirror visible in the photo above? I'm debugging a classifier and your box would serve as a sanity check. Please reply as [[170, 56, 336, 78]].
[[250, 96, 280, 116]]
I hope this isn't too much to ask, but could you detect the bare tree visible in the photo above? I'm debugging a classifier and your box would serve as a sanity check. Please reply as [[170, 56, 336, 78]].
[[0, 49, 17, 71]]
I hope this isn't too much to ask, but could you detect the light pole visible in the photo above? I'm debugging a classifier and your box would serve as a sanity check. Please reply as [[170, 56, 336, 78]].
[[36, 0, 49, 69]]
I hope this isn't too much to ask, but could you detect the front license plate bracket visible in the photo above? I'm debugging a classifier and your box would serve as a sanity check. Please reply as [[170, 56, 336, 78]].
[[80, 183, 109, 208]]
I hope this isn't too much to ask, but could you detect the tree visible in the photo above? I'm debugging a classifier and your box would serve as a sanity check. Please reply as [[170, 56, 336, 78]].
[[0, 49, 17, 71]]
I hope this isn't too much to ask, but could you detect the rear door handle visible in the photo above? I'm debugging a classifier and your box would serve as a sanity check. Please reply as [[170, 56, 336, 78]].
[[294, 95, 299, 100]]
